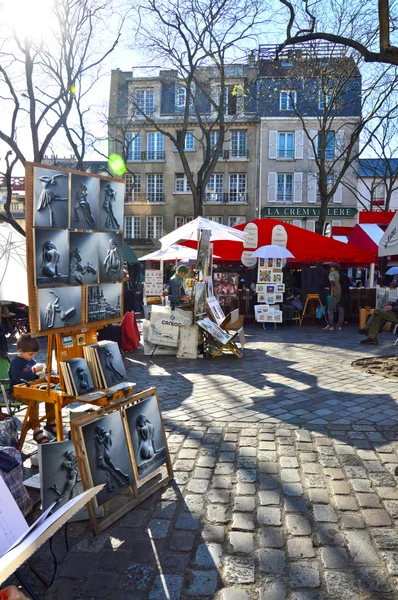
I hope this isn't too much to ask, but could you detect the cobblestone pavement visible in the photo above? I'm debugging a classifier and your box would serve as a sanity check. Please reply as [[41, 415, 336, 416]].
[[6, 324, 398, 599]]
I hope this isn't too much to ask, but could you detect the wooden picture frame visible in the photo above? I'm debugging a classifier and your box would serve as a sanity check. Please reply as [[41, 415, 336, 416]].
[[70, 387, 173, 534]]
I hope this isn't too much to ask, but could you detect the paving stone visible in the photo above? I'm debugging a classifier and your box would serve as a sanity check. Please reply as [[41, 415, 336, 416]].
[[320, 546, 350, 568], [259, 462, 278, 474], [287, 538, 315, 558], [331, 481, 351, 495], [213, 475, 233, 489], [202, 524, 225, 543], [341, 514, 366, 529], [236, 469, 257, 483], [187, 479, 209, 494], [280, 457, 299, 468], [376, 487, 398, 499], [324, 468, 345, 480], [259, 549, 286, 573], [286, 514, 311, 535], [178, 449, 198, 459], [258, 507, 282, 526], [334, 495, 358, 511], [208, 489, 230, 504], [345, 531, 380, 564], [356, 493, 381, 508], [146, 519, 171, 539], [193, 467, 213, 479], [259, 578, 287, 600], [222, 589, 251, 600], [234, 496, 255, 512], [223, 556, 255, 584], [358, 567, 392, 592], [173, 459, 195, 471], [259, 441, 276, 450], [288, 561, 320, 588], [296, 430, 312, 442], [282, 483, 304, 496], [173, 472, 190, 485], [351, 479, 372, 492], [315, 523, 345, 546], [313, 504, 338, 522], [215, 464, 234, 475], [175, 513, 199, 530], [169, 531, 196, 552], [361, 509, 392, 526], [207, 505, 228, 524], [229, 531, 254, 554], [185, 570, 218, 596], [259, 527, 285, 548], [231, 513, 255, 531], [236, 482, 256, 495], [304, 474, 326, 488], [302, 463, 321, 474], [324, 571, 360, 600], [372, 529, 398, 550], [195, 543, 222, 568], [281, 468, 300, 483], [284, 496, 308, 513], [259, 490, 280, 505], [197, 456, 216, 468], [308, 489, 329, 504], [149, 574, 184, 600], [300, 452, 317, 462], [369, 471, 396, 486]]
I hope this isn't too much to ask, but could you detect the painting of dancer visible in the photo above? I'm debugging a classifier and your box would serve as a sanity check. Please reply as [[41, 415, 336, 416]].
[[81, 411, 133, 506], [99, 180, 124, 232], [38, 286, 82, 331], [69, 232, 99, 285], [70, 174, 100, 230], [125, 393, 168, 480], [98, 233, 123, 283], [34, 229, 69, 287], [34, 167, 69, 228]]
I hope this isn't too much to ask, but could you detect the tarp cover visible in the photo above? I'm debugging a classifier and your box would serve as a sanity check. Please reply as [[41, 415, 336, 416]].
[[184, 219, 376, 266], [379, 211, 398, 257]]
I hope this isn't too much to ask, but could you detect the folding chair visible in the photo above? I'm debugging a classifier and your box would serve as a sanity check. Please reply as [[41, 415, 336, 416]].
[[0, 355, 22, 417]]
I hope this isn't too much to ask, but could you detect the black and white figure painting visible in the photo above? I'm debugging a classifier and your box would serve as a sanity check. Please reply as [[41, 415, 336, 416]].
[[66, 358, 95, 395], [69, 232, 99, 285], [34, 167, 69, 228], [81, 412, 133, 506], [87, 284, 122, 322], [70, 174, 100, 230], [39, 440, 84, 520], [34, 229, 69, 287], [98, 233, 123, 283], [96, 341, 127, 388], [99, 180, 124, 232], [125, 395, 167, 480], [38, 286, 82, 331]]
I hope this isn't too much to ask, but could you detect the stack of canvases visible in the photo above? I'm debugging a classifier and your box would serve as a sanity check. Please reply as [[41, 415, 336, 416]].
[[60, 357, 95, 396], [83, 341, 128, 390]]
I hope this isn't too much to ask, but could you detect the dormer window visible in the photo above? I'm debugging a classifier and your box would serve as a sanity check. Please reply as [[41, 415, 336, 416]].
[[175, 86, 186, 108], [280, 90, 296, 111]]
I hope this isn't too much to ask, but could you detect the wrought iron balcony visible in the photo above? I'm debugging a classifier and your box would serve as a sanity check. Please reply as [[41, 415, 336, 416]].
[[205, 192, 248, 204], [128, 151, 165, 161], [124, 193, 164, 204]]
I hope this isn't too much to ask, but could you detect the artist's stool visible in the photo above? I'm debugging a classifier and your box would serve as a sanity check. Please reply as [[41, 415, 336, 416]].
[[299, 294, 327, 326]]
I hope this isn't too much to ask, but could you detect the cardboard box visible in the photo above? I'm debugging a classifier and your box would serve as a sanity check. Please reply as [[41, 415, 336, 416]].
[[359, 307, 374, 329]]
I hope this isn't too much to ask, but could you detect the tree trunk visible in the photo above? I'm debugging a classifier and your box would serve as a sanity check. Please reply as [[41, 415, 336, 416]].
[[193, 185, 204, 218]]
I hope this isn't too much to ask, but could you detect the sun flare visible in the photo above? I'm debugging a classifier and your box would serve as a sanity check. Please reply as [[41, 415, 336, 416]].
[[2, 0, 56, 41]]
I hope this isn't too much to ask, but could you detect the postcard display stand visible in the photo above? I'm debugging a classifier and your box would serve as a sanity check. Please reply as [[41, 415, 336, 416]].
[[14, 163, 135, 449], [254, 258, 284, 326], [196, 231, 243, 358], [71, 387, 173, 534], [143, 269, 164, 319]]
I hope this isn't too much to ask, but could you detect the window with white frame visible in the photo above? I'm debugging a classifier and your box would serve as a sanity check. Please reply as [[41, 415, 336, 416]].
[[316, 173, 335, 202], [124, 216, 141, 239], [228, 216, 246, 227], [278, 132, 294, 158], [231, 130, 247, 158], [175, 173, 191, 193], [229, 173, 247, 203], [209, 130, 223, 156], [222, 86, 237, 115], [206, 174, 224, 203], [277, 174, 293, 203], [147, 132, 164, 160], [146, 216, 163, 239], [176, 131, 195, 151], [135, 89, 154, 115], [280, 90, 296, 110], [147, 174, 163, 203], [317, 131, 335, 160], [319, 89, 332, 111], [175, 86, 186, 108], [126, 133, 141, 161], [207, 216, 223, 223], [125, 173, 141, 202], [175, 216, 193, 228], [373, 182, 385, 204]]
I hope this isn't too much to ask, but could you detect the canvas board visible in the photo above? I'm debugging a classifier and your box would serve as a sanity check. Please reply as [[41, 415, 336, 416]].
[[98, 232, 123, 283], [0, 478, 27, 557], [258, 269, 272, 283], [34, 228, 70, 287], [197, 317, 233, 345], [33, 167, 69, 228], [69, 232, 99, 285], [99, 179, 124, 232], [69, 174, 100, 230], [256, 283, 267, 293], [213, 272, 238, 297], [86, 284, 122, 322], [206, 297, 226, 326], [176, 325, 199, 359], [124, 393, 168, 480], [38, 286, 82, 331], [80, 411, 133, 507], [96, 341, 127, 388], [196, 229, 211, 273], [194, 282, 206, 317], [276, 284, 285, 292], [272, 272, 283, 283], [66, 358, 95, 395]]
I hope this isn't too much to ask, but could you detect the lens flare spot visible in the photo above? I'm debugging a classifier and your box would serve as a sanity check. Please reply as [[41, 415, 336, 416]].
[[108, 154, 126, 175]]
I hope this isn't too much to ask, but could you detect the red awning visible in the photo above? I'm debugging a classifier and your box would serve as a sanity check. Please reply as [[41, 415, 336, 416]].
[[347, 224, 384, 255], [359, 211, 395, 225], [184, 219, 376, 265]]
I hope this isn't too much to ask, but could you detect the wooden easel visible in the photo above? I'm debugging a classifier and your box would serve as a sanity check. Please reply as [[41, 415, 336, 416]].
[[299, 294, 327, 326], [14, 328, 135, 450]]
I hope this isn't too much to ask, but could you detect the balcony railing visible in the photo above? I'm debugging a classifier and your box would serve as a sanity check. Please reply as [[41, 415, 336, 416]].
[[124, 193, 164, 203], [214, 149, 248, 160], [278, 149, 294, 158], [0, 176, 25, 190], [205, 192, 248, 204], [128, 151, 165, 161]]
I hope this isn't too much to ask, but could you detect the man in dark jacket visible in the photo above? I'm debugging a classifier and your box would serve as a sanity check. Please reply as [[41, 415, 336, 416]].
[[361, 301, 398, 345]]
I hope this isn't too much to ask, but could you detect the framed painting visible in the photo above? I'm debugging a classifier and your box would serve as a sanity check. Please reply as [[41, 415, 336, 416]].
[[70, 174, 100, 231], [258, 269, 272, 283], [34, 228, 70, 288], [34, 167, 69, 229], [272, 272, 283, 283]]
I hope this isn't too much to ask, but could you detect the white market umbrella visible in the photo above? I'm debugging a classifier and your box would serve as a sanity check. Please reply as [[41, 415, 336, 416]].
[[251, 244, 295, 259], [159, 216, 246, 248], [139, 244, 199, 262], [386, 267, 398, 275], [0, 223, 28, 305]]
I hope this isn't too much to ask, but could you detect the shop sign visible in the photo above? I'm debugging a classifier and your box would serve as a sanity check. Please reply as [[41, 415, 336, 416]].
[[271, 225, 288, 248], [241, 251, 257, 268], [261, 207, 358, 218], [243, 222, 258, 248]]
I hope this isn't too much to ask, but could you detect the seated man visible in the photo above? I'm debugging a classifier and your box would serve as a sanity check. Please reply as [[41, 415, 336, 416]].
[[360, 300, 398, 345], [168, 265, 190, 310]]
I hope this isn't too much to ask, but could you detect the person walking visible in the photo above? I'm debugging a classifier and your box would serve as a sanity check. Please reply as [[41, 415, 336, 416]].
[[323, 263, 344, 331]]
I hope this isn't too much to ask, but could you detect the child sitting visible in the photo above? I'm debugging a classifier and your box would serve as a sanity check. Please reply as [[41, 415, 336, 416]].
[[8, 334, 56, 444]]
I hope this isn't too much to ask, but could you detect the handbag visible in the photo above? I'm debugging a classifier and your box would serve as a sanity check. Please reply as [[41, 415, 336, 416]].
[[316, 305, 326, 319], [0, 417, 19, 448], [292, 298, 303, 312]]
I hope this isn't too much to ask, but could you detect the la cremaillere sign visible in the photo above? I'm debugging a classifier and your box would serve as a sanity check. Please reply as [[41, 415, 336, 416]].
[[261, 207, 358, 218]]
